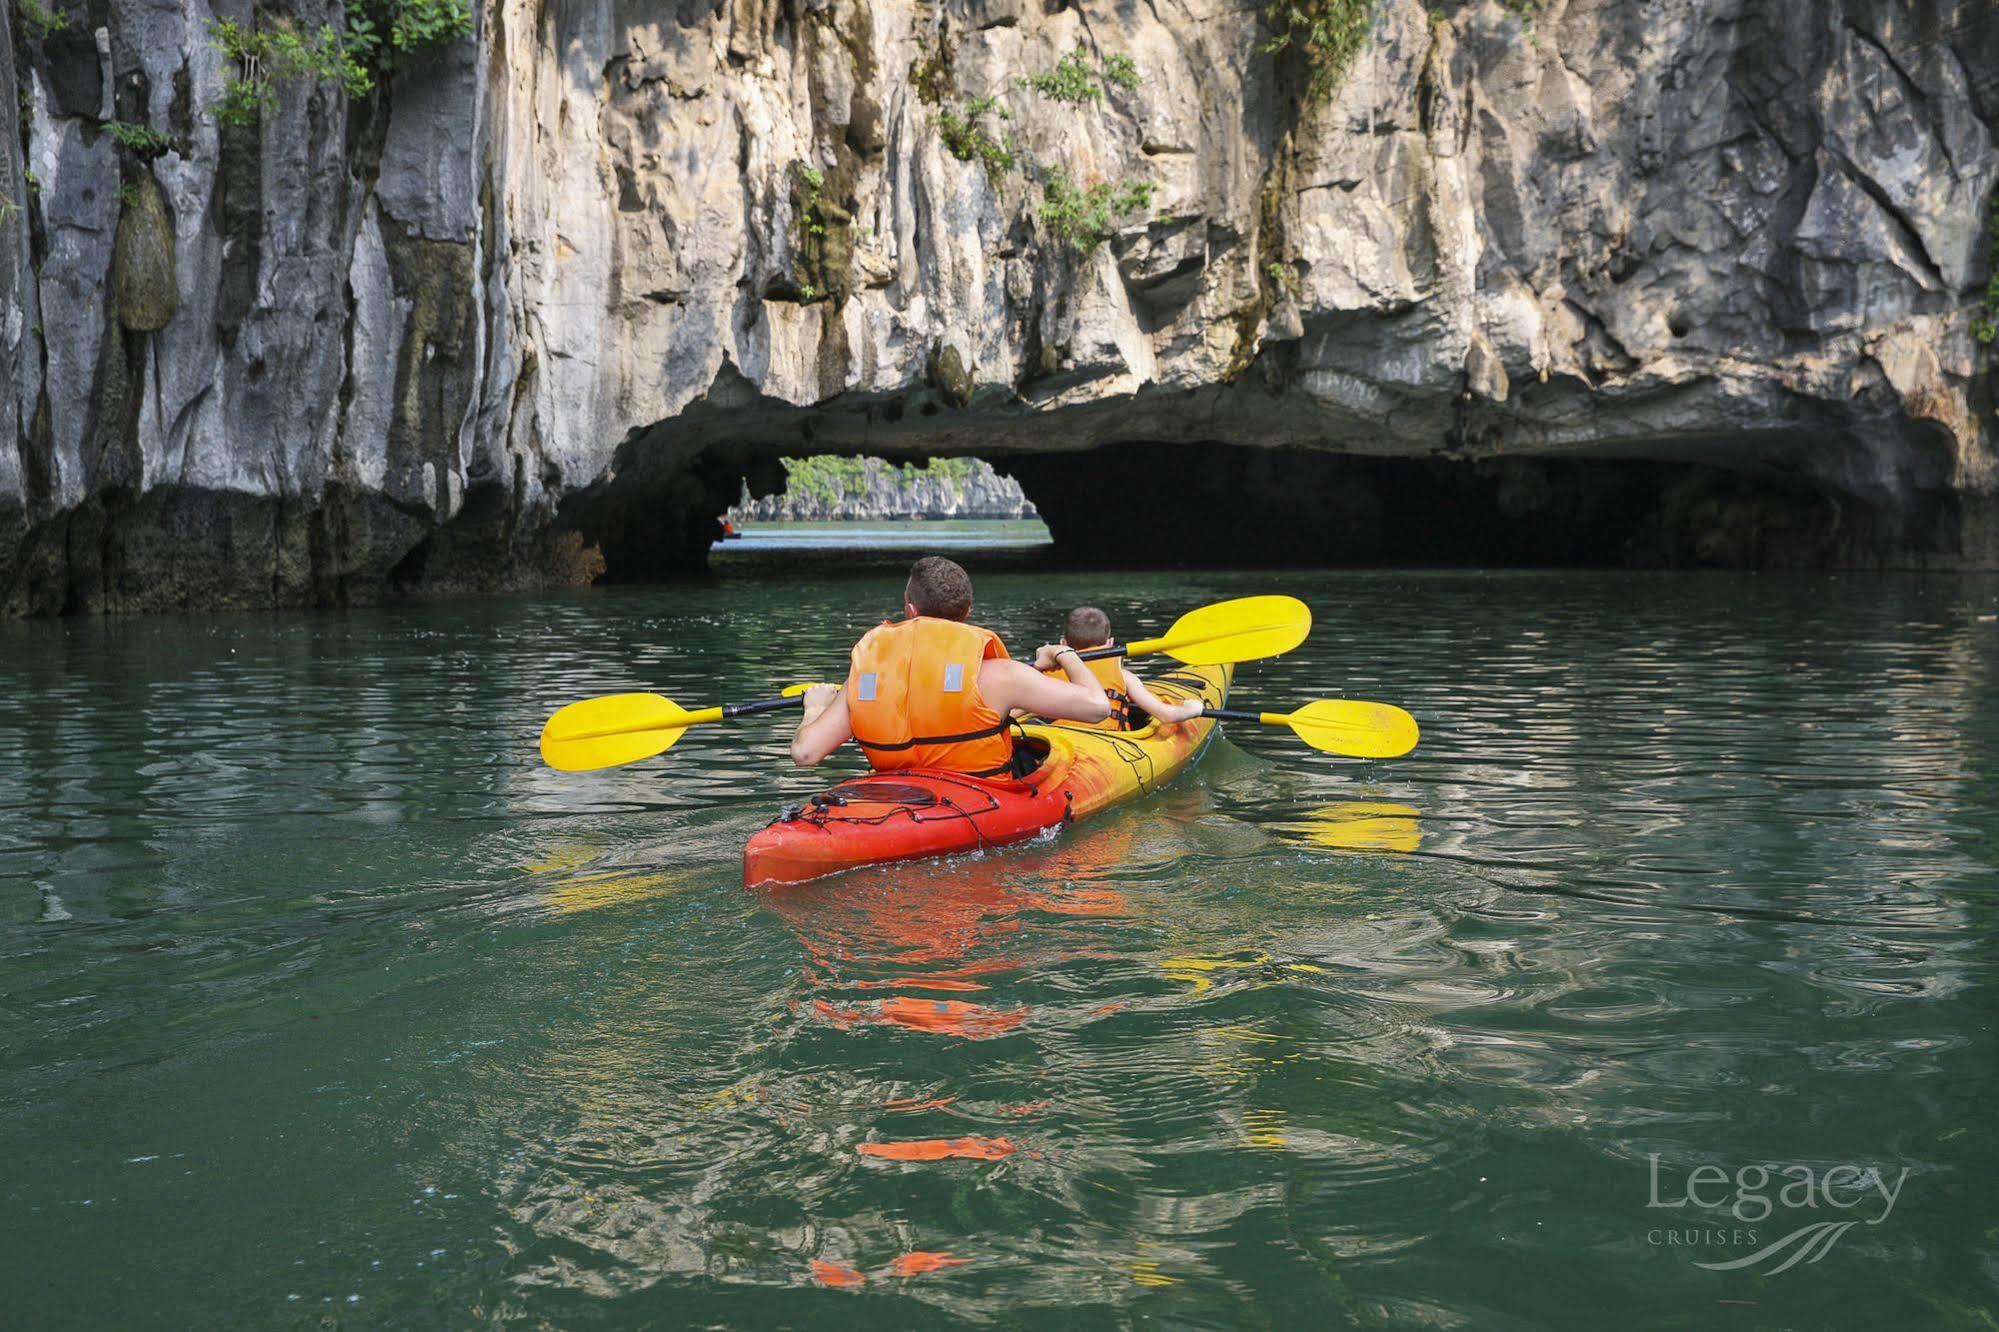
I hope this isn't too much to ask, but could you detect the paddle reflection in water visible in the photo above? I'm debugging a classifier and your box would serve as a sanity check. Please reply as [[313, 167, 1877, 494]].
[[1277, 799, 1425, 856], [527, 841, 712, 916]]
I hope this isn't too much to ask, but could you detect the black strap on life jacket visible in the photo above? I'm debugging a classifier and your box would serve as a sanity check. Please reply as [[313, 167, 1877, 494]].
[[850, 721, 1016, 778], [850, 720, 1010, 752], [1106, 688, 1136, 731]]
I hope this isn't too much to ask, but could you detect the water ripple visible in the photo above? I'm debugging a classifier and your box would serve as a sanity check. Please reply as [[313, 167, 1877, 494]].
[[2, 571, 1997, 1325]]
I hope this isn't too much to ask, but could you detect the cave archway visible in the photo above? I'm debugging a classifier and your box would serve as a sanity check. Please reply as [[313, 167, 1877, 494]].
[[555, 370, 1971, 580]]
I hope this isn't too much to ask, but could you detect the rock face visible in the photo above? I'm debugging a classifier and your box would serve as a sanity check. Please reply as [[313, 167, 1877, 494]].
[[729, 457, 1036, 521], [2, 0, 1997, 612]]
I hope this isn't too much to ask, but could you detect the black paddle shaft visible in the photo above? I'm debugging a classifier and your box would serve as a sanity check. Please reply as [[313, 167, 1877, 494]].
[[722, 695, 807, 719], [1202, 707, 1264, 724]]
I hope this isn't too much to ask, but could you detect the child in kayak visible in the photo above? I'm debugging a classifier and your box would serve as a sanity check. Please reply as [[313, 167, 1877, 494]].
[[1034, 607, 1206, 730]]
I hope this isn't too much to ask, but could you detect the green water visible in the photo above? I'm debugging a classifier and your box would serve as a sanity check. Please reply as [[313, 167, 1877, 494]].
[[4, 557, 1998, 1327]]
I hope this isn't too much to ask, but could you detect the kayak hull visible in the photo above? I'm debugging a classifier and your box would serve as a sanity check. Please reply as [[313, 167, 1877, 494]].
[[743, 665, 1231, 887]]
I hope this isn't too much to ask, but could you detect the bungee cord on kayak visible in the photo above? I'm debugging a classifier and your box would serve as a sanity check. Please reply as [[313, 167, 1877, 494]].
[[765, 776, 1013, 862]]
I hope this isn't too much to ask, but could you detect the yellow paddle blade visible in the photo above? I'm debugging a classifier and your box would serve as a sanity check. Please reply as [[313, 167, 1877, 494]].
[[1276, 699, 1420, 759], [1129, 595, 1312, 665], [781, 682, 839, 697], [539, 693, 720, 772]]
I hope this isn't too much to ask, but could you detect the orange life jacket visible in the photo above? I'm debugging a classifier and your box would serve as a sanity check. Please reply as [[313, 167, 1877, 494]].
[[1059, 654, 1134, 730], [846, 618, 1015, 776]]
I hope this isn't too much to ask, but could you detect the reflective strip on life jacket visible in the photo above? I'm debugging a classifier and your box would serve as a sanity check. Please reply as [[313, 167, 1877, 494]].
[[846, 618, 1015, 776]]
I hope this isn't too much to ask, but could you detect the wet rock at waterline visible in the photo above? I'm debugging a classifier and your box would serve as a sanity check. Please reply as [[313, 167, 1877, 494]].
[[2, 0, 1997, 611]]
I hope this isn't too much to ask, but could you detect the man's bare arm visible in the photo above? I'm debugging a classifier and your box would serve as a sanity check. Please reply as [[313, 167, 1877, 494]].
[[790, 685, 852, 766], [981, 652, 1111, 724]]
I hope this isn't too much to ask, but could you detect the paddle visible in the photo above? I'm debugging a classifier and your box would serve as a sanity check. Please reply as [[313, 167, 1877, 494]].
[[1075, 595, 1311, 667], [540, 596, 1315, 773], [539, 688, 827, 773], [1202, 699, 1420, 759]]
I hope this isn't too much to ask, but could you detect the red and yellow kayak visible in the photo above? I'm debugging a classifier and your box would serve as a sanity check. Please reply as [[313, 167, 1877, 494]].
[[742, 665, 1232, 887]]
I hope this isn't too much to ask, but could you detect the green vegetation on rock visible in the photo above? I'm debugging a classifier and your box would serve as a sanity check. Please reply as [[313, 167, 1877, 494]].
[[910, 40, 953, 106], [207, 0, 470, 125], [1262, 0, 1379, 102], [1021, 48, 1102, 103], [799, 166, 827, 231], [736, 455, 1037, 521], [1504, 0, 1546, 40], [775, 455, 983, 509], [919, 45, 1151, 256], [1266, 258, 1302, 296], [1975, 191, 1999, 346], [791, 163, 852, 306], [346, 0, 472, 70], [1039, 167, 1156, 252], [14, 0, 66, 38], [106, 121, 173, 160], [1020, 47, 1140, 104], [784, 455, 861, 508], [210, 17, 369, 125], [934, 96, 1015, 181]]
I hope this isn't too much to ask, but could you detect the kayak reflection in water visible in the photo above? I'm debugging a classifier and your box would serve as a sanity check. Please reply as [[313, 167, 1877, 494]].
[[789, 556, 1114, 778], [762, 825, 1136, 1041], [762, 831, 1141, 1282]]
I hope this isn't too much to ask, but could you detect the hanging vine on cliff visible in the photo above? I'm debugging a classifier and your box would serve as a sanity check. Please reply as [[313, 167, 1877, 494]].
[[1263, 0, 1380, 102], [209, 0, 472, 125]]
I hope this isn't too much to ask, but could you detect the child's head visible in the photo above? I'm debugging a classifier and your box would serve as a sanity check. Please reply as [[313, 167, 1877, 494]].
[[1062, 606, 1113, 649]]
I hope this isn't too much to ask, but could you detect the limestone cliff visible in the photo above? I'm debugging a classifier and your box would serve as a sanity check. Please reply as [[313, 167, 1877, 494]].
[[3, 0, 1996, 611], [728, 456, 1035, 521]]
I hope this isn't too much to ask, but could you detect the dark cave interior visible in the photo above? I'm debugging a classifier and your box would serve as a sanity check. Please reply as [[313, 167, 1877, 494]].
[[572, 440, 1955, 580]]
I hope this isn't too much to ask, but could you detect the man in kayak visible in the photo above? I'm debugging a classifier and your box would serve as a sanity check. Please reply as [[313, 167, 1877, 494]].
[[1032, 606, 1205, 730], [790, 556, 1112, 774]]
